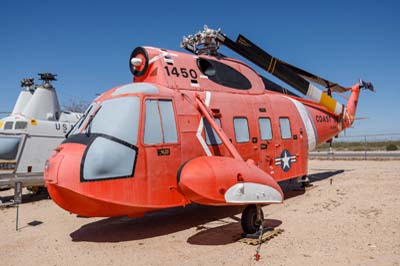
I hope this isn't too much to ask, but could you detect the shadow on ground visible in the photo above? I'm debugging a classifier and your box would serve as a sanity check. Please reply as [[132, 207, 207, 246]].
[[69, 169, 345, 244], [187, 218, 282, 245], [70, 204, 244, 243], [279, 169, 345, 199], [0, 189, 49, 206]]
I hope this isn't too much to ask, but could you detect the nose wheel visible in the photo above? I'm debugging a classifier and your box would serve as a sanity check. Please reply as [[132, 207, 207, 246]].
[[241, 204, 264, 234]]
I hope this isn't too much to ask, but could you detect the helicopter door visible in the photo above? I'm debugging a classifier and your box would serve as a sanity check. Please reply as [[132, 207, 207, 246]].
[[143, 98, 182, 205], [257, 117, 275, 175], [272, 116, 301, 181]]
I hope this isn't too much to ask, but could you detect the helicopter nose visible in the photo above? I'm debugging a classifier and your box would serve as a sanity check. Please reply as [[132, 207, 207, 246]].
[[45, 142, 86, 210]]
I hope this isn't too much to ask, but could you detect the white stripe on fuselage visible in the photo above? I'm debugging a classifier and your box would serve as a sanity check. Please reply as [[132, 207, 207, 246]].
[[196, 92, 212, 156], [285, 97, 317, 151]]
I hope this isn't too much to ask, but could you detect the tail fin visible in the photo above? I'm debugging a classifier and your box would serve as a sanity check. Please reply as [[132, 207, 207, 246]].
[[344, 80, 375, 128]]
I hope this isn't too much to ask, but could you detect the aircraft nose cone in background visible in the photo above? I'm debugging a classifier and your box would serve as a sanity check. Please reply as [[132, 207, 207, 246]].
[[0, 136, 21, 160]]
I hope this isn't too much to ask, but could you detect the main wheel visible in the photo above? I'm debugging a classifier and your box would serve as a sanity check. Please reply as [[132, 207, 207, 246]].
[[241, 205, 264, 234]]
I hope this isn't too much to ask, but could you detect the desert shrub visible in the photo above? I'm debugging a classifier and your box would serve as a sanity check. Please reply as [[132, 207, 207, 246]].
[[386, 143, 398, 151]]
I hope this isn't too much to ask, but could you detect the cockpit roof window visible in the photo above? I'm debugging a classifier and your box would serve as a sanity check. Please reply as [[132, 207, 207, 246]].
[[90, 97, 140, 145], [197, 58, 252, 90]]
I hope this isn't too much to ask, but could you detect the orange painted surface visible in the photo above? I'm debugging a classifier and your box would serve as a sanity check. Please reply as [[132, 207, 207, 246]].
[[44, 47, 362, 217]]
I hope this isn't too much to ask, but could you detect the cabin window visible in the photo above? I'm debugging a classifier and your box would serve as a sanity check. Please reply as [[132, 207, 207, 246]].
[[233, 117, 250, 143], [204, 118, 222, 145], [144, 99, 178, 144], [197, 58, 252, 90], [15, 121, 28, 130], [4, 121, 13, 130], [259, 118, 272, 140], [279, 117, 292, 139], [90, 97, 140, 145]]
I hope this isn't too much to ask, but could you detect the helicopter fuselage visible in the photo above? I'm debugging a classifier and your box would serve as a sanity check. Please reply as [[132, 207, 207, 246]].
[[44, 47, 350, 218]]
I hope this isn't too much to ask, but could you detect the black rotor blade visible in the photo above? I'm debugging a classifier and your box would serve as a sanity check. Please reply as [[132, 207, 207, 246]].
[[216, 33, 345, 115], [260, 75, 299, 97], [277, 60, 348, 93], [236, 34, 311, 95]]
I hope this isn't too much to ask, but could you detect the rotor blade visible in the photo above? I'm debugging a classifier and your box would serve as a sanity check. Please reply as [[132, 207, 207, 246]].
[[353, 117, 369, 120], [277, 60, 349, 93], [216, 33, 344, 115], [217, 33, 309, 95], [259, 75, 299, 97]]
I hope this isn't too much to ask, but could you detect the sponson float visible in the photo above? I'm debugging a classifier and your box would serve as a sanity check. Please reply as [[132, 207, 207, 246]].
[[44, 27, 374, 234]]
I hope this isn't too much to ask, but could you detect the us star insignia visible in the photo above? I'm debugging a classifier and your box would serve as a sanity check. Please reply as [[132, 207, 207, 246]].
[[274, 149, 296, 172]]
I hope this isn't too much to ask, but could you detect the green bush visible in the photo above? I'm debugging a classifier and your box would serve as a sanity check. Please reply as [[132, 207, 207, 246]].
[[386, 144, 398, 151]]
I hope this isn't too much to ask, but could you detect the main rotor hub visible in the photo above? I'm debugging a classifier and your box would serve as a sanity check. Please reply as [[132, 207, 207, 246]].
[[181, 25, 222, 56], [20, 78, 34, 88], [38, 73, 57, 89]]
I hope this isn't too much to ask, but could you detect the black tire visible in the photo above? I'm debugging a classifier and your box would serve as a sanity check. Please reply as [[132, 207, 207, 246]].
[[241, 205, 264, 234]]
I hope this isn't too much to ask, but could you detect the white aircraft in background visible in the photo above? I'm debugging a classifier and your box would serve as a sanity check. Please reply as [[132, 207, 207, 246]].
[[0, 73, 81, 196]]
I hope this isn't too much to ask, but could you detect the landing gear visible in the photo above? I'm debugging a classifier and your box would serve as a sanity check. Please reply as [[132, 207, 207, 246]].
[[241, 204, 264, 234], [299, 175, 311, 188]]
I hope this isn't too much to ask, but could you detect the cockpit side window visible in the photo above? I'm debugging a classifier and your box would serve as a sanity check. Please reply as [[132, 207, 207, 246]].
[[144, 99, 178, 145], [158, 100, 178, 143], [144, 100, 163, 144]]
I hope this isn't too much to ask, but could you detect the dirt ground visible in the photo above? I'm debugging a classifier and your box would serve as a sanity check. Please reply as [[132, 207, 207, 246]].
[[1, 160, 399, 266]]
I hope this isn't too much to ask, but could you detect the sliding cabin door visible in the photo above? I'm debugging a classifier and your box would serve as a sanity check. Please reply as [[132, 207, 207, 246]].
[[142, 98, 182, 205]]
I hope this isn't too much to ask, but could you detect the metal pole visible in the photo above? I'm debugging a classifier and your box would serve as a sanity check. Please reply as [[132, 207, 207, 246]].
[[364, 136, 367, 160], [14, 182, 22, 231], [16, 204, 19, 231]]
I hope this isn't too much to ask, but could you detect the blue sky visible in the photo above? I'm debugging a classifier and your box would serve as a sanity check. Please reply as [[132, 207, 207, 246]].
[[1, 0, 399, 137]]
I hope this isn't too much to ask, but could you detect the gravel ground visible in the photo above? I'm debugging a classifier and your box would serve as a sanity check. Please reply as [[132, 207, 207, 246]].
[[1, 160, 399, 266]]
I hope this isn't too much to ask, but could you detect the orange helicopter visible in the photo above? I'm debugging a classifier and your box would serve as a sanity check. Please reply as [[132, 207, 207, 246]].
[[44, 26, 374, 234]]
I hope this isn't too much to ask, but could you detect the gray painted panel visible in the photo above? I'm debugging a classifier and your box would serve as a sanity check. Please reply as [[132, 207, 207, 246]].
[[83, 137, 135, 180]]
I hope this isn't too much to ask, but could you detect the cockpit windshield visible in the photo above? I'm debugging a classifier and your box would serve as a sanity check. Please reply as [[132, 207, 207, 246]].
[[77, 96, 140, 181], [83, 97, 140, 145]]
